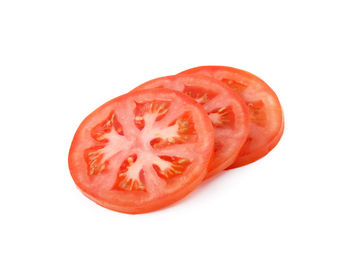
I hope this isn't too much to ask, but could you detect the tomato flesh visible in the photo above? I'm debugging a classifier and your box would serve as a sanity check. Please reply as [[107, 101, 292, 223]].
[[68, 89, 214, 214], [133, 74, 250, 177], [180, 66, 284, 168]]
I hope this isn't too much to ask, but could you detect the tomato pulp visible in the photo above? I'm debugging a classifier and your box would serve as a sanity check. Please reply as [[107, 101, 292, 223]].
[[180, 66, 284, 168], [68, 89, 214, 214], [134, 74, 250, 177]]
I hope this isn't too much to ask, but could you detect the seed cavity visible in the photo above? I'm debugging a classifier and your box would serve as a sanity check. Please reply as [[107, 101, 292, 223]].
[[153, 156, 191, 179], [218, 107, 226, 113], [222, 78, 247, 94], [134, 101, 170, 131], [95, 136, 105, 141], [98, 164, 105, 172], [247, 100, 266, 127], [127, 157, 134, 165], [208, 106, 232, 127], [184, 87, 212, 104], [177, 119, 189, 134], [113, 155, 146, 191]]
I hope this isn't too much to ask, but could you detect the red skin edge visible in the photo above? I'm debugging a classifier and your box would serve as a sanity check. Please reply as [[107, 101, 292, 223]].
[[226, 111, 284, 169]]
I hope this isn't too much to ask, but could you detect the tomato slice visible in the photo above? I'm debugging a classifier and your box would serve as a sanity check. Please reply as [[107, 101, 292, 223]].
[[180, 66, 284, 168], [68, 89, 214, 214], [133, 74, 250, 178]]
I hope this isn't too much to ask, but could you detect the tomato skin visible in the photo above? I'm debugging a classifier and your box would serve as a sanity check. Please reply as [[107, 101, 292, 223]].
[[133, 74, 250, 178], [180, 66, 284, 168], [68, 89, 214, 214], [225, 116, 284, 169]]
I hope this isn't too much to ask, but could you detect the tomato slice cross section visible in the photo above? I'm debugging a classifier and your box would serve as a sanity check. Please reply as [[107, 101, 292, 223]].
[[133, 74, 250, 178], [68, 89, 214, 214], [180, 66, 284, 168]]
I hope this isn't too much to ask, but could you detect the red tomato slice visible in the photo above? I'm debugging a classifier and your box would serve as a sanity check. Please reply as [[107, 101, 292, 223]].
[[68, 89, 214, 214], [180, 66, 284, 168], [133, 74, 250, 178]]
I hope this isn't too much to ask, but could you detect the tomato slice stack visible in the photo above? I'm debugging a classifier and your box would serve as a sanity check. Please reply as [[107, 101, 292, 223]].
[[180, 66, 284, 168], [133, 74, 250, 178], [68, 65, 284, 214]]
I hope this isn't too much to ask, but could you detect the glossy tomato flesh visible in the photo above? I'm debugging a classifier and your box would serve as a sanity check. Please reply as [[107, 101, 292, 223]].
[[68, 89, 214, 214], [133, 74, 250, 178], [180, 66, 284, 168]]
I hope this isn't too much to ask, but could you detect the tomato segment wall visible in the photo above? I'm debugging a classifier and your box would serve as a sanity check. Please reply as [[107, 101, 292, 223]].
[[68, 89, 214, 214], [134, 74, 250, 177]]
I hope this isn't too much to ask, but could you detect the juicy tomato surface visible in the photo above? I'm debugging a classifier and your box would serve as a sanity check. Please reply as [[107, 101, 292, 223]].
[[68, 89, 214, 214], [180, 66, 284, 168], [133, 74, 250, 178]]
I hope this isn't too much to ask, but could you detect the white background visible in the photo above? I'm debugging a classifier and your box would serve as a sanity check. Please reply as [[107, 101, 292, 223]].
[[1, 1, 349, 265]]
